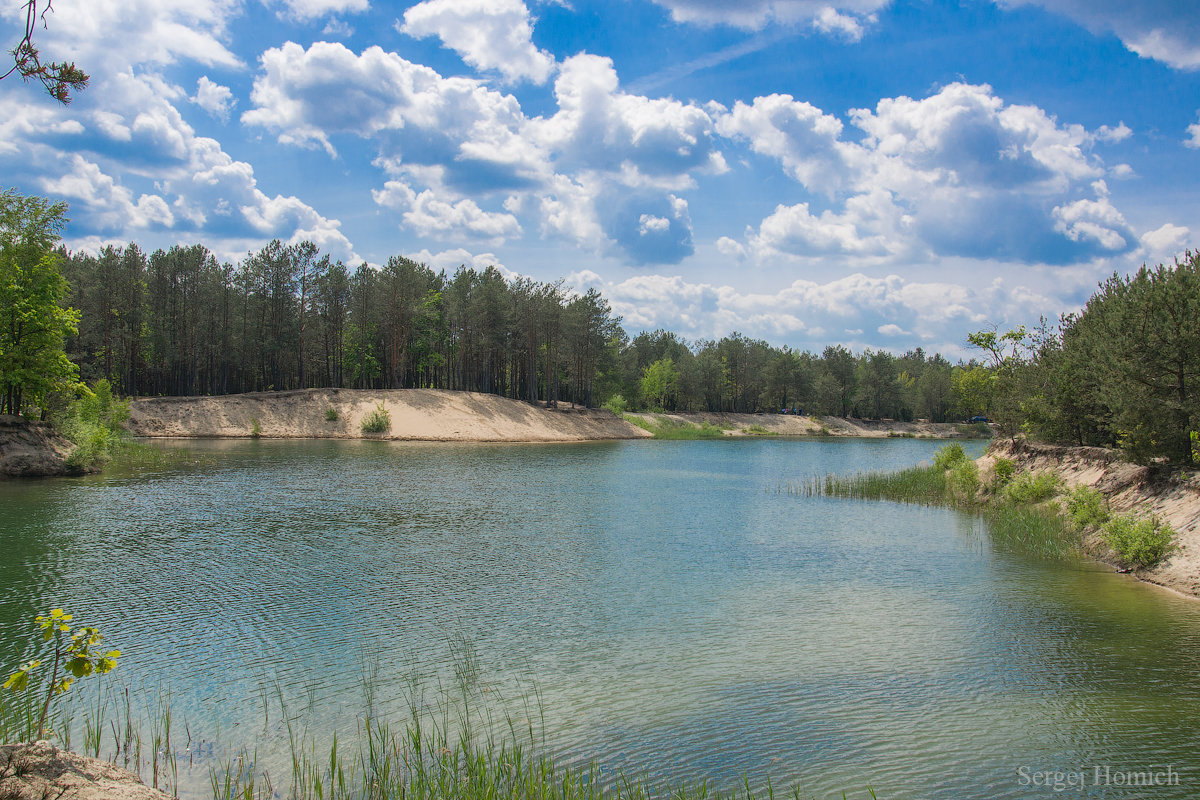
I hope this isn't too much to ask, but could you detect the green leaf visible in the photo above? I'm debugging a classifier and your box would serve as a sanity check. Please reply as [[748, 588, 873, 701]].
[[3, 670, 30, 692]]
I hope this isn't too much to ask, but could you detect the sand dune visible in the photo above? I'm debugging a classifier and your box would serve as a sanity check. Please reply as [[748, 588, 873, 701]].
[[126, 388, 652, 442]]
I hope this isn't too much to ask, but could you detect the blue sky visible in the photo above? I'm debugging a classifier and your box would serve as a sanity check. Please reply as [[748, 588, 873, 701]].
[[3, 0, 1199, 357]]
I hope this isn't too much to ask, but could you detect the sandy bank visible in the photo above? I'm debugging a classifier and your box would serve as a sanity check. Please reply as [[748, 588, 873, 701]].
[[626, 410, 982, 438], [0, 416, 78, 478], [0, 741, 168, 800], [126, 388, 652, 442], [982, 439, 1200, 598]]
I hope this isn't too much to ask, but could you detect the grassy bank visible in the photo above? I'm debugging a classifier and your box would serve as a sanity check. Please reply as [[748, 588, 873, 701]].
[[797, 443, 1177, 567], [621, 414, 729, 439]]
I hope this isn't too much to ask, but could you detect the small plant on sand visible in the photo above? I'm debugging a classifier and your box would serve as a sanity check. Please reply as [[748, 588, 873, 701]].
[[1002, 470, 1061, 505], [324, 407, 339, 422], [361, 403, 391, 434], [990, 457, 1016, 490], [743, 424, 777, 436], [3, 609, 120, 740], [1101, 514, 1175, 568], [249, 418, 262, 438], [1065, 485, 1109, 528]]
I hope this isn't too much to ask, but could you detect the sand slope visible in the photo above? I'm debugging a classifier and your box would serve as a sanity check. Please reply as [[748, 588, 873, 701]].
[[126, 388, 652, 442], [625, 410, 980, 438], [983, 439, 1200, 598]]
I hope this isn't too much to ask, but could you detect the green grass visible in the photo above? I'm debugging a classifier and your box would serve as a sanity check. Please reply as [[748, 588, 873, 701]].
[[982, 503, 1081, 560], [1001, 471, 1061, 504], [742, 424, 778, 436], [325, 407, 339, 422], [796, 464, 948, 506], [800, 444, 1081, 560], [623, 415, 727, 440]]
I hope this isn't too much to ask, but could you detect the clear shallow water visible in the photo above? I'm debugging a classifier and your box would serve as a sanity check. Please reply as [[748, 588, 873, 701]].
[[2, 437, 1199, 799]]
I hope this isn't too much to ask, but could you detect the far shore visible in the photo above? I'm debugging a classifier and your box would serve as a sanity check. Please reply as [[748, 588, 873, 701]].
[[123, 388, 988, 443]]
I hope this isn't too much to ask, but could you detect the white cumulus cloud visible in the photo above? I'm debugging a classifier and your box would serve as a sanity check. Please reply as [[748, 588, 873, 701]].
[[192, 76, 235, 122], [400, 0, 556, 85]]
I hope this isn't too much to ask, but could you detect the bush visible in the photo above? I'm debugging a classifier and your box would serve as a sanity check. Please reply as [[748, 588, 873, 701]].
[[324, 407, 339, 421], [1002, 470, 1061, 504], [1102, 514, 1175, 568], [250, 417, 262, 438], [57, 379, 130, 472], [361, 403, 391, 434], [947, 458, 980, 503], [933, 442, 968, 471], [602, 394, 627, 414], [991, 457, 1016, 489], [1065, 485, 1110, 528]]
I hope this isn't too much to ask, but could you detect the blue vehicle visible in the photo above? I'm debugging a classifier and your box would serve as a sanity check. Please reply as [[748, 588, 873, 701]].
[[969, 415, 989, 423]]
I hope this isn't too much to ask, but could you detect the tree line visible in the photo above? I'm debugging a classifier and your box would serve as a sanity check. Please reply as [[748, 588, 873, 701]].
[[17, 188, 1197, 465], [58, 238, 984, 421], [970, 251, 1200, 466]]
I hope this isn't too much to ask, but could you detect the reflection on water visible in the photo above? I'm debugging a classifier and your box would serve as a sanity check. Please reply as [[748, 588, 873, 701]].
[[1, 437, 1198, 799]]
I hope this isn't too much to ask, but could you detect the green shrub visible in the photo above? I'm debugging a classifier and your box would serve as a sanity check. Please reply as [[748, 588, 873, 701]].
[[250, 417, 261, 438], [947, 458, 980, 503], [991, 457, 1015, 489], [1102, 514, 1175, 568], [1002, 470, 1061, 504], [1065, 485, 1110, 528], [933, 442, 968, 471], [361, 403, 391, 434], [743, 424, 777, 436], [324, 407, 339, 421], [57, 379, 131, 472], [602, 394, 627, 414]]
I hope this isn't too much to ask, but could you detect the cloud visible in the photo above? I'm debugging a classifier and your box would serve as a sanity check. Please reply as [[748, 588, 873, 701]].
[[272, 0, 369, 20], [243, 44, 723, 264], [1139, 223, 1191, 263], [563, 268, 1052, 355], [243, 42, 544, 193], [750, 189, 901, 257], [33, 0, 243, 72], [812, 7, 874, 41], [723, 82, 1136, 265], [192, 77, 235, 122], [400, 0, 556, 85], [533, 53, 727, 184], [995, 1, 1200, 70], [1187, 112, 1200, 149], [647, 0, 888, 33], [715, 93, 856, 193], [41, 154, 174, 232], [408, 247, 512, 276], [372, 181, 522, 243]]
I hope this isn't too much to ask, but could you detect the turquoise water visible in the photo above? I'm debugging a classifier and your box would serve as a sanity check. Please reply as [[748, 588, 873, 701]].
[[2, 437, 1199, 799]]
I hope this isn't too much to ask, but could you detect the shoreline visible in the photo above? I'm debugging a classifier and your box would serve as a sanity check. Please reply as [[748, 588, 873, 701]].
[[124, 388, 985, 443], [979, 439, 1200, 599]]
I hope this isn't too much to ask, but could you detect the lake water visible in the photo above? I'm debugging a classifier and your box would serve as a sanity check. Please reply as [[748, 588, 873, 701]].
[[2, 437, 1199, 799]]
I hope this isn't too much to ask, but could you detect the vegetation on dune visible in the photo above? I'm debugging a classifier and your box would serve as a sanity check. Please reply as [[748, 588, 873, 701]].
[[623, 414, 727, 439], [360, 403, 391, 435]]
